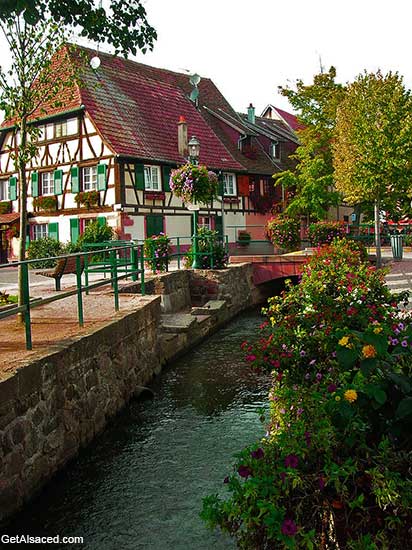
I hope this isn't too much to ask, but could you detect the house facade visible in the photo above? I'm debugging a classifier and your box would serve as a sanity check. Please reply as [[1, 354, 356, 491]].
[[0, 46, 299, 261]]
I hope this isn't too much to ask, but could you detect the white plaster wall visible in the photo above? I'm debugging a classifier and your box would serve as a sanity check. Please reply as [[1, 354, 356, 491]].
[[165, 215, 192, 246]]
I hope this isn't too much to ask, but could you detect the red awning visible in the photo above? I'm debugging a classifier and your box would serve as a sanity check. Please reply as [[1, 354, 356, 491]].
[[0, 213, 19, 225]]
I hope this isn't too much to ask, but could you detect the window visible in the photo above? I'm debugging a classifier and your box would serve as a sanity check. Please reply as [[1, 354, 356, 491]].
[[66, 118, 78, 135], [0, 180, 8, 201], [82, 166, 98, 191], [33, 224, 48, 240], [271, 141, 280, 159], [41, 172, 54, 195], [144, 165, 160, 191], [55, 121, 67, 138], [223, 173, 237, 196], [198, 216, 212, 230]]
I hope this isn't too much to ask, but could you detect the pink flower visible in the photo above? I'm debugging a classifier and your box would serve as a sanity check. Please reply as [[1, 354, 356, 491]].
[[281, 519, 298, 536], [284, 454, 299, 468]]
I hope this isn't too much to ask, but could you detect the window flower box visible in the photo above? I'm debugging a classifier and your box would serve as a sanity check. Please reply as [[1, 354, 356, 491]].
[[33, 195, 57, 212], [144, 191, 165, 201], [223, 197, 240, 204], [0, 201, 12, 214], [74, 190, 100, 209]]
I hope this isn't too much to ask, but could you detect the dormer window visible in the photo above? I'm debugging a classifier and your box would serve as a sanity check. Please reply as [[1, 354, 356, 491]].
[[271, 140, 280, 160]]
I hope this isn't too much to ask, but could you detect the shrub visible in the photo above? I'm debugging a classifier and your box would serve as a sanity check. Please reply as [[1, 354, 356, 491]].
[[170, 163, 218, 204], [185, 227, 228, 269], [265, 216, 300, 251], [77, 220, 113, 248], [308, 220, 347, 246], [144, 233, 171, 273], [237, 230, 251, 243], [27, 237, 63, 268], [202, 239, 412, 548]]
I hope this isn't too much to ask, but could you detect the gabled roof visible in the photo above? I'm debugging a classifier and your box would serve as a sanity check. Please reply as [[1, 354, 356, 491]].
[[261, 104, 304, 132]]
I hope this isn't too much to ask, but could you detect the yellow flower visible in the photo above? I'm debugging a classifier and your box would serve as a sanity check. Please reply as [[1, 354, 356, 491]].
[[335, 396, 341, 402], [373, 326, 383, 334], [344, 389, 358, 403], [338, 336, 350, 347], [362, 344, 377, 359]]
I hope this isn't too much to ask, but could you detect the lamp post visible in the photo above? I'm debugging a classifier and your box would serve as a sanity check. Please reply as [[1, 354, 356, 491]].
[[188, 136, 200, 268]]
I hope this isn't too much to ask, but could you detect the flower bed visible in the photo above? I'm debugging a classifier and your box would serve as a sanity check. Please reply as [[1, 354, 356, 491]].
[[144, 233, 171, 273], [308, 220, 347, 246], [202, 239, 412, 548]]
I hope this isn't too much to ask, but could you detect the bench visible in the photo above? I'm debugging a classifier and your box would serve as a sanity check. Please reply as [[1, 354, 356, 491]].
[[37, 256, 84, 291]]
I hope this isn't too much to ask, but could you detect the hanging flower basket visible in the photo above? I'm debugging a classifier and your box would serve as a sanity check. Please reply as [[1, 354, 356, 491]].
[[170, 163, 218, 204]]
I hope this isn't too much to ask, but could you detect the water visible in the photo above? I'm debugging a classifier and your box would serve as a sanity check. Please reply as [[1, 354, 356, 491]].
[[5, 311, 270, 549]]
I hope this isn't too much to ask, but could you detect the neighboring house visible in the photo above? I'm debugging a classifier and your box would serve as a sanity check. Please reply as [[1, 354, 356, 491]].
[[0, 46, 299, 261]]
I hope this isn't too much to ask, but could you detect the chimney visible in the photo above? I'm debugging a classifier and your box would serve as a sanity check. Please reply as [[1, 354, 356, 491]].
[[178, 116, 188, 158], [247, 103, 255, 124]]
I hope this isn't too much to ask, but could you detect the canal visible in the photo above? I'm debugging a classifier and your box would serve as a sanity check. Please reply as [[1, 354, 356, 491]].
[[5, 311, 270, 549]]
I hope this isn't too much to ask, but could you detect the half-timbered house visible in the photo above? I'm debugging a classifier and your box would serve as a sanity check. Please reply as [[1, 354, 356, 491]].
[[0, 45, 299, 261]]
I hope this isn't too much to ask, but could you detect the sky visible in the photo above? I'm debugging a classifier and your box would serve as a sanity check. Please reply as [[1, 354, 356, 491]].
[[2, 0, 412, 117]]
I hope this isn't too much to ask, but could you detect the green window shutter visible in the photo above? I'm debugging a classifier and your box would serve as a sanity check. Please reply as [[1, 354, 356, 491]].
[[97, 163, 107, 191], [48, 222, 59, 241], [31, 172, 39, 198], [218, 172, 224, 197], [70, 218, 80, 243], [135, 163, 145, 190], [215, 215, 223, 239], [162, 166, 172, 191], [71, 166, 80, 193], [97, 216, 106, 227], [9, 177, 17, 201], [146, 214, 164, 237], [54, 169, 63, 195]]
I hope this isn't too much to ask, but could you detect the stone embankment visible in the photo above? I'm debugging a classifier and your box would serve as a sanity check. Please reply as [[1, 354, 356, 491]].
[[0, 263, 266, 522]]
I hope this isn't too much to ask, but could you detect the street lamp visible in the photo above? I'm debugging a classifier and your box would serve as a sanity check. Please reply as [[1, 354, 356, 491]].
[[187, 136, 200, 268]]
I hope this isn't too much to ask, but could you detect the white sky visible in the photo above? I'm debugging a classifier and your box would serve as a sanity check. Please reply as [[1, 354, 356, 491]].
[[2, 0, 412, 117]]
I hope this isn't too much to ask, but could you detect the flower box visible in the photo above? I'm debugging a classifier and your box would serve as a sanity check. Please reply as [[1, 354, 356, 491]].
[[223, 197, 240, 204], [144, 191, 165, 201], [74, 190, 100, 209], [33, 195, 57, 212], [0, 201, 12, 214]]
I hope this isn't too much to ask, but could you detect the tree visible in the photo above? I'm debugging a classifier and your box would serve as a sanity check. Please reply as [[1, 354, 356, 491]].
[[0, 15, 77, 318], [0, 0, 156, 57], [275, 67, 346, 222], [333, 70, 412, 267]]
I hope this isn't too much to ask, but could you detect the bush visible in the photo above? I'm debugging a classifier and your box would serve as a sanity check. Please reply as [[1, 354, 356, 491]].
[[144, 234, 171, 273], [202, 239, 412, 548], [27, 237, 63, 269], [308, 220, 347, 246], [77, 220, 113, 248], [265, 216, 300, 251], [185, 227, 228, 269]]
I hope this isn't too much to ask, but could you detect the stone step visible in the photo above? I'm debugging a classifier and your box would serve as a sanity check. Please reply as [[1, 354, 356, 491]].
[[191, 300, 226, 316], [160, 313, 197, 333]]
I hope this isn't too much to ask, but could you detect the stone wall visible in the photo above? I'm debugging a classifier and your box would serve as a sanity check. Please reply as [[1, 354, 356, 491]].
[[0, 296, 161, 522]]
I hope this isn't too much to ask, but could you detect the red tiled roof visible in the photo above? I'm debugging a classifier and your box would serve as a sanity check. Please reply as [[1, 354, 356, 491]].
[[0, 212, 19, 224], [272, 107, 304, 132], [72, 47, 244, 171]]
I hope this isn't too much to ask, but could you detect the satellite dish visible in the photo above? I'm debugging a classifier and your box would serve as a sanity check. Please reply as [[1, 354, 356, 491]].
[[189, 73, 201, 86], [90, 56, 101, 70]]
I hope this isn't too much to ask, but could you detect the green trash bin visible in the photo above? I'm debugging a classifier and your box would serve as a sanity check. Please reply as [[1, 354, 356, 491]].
[[390, 234, 403, 261]]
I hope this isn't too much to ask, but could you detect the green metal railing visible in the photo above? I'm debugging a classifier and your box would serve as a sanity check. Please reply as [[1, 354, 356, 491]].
[[0, 243, 144, 351]]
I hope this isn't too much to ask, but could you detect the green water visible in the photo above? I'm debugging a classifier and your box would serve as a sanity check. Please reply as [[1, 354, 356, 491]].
[[5, 311, 269, 549]]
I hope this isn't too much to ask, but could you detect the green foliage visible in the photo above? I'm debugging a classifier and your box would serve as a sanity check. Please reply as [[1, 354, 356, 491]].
[[0, 291, 17, 306], [275, 67, 345, 221], [0, 0, 156, 57], [77, 220, 113, 247], [308, 220, 347, 246], [334, 71, 412, 213], [27, 236, 63, 268], [185, 227, 228, 269], [170, 164, 218, 204], [0, 201, 11, 214], [265, 216, 301, 251], [144, 234, 171, 273], [237, 230, 251, 243], [202, 240, 412, 548]]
